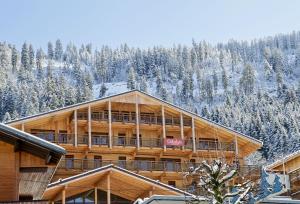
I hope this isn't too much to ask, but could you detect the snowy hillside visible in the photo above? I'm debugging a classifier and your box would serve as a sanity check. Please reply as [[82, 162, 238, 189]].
[[1, 31, 300, 162]]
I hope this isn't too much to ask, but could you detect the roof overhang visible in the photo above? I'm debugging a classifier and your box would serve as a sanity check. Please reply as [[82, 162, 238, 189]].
[[43, 164, 193, 201]]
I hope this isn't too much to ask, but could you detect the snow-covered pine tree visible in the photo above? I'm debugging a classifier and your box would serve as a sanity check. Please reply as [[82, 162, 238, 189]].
[[47, 41, 54, 60], [186, 160, 252, 204], [127, 67, 136, 90]]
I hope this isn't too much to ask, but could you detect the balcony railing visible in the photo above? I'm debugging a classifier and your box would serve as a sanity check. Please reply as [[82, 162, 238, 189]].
[[60, 159, 186, 172], [31, 132, 75, 145], [74, 111, 192, 127], [31, 133, 235, 152], [58, 159, 261, 178]]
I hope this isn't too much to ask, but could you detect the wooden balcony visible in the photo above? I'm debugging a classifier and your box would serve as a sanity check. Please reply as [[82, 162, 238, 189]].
[[58, 158, 261, 177], [31, 133, 235, 152], [74, 111, 192, 127]]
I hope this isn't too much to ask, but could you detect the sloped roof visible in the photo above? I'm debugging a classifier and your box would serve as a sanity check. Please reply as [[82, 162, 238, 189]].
[[266, 150, 300, 171], [5, 90, 262, 147], [43, 164, 195, 201], [0, 123, 65, 163]]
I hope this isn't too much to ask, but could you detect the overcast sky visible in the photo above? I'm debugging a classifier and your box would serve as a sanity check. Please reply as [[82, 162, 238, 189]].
[[1, 0, 300, 49]]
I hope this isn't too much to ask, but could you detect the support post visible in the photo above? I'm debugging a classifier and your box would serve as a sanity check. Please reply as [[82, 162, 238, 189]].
[[180, 112, 184, 150], [94, 187, 98, 204], [162, 106, 166, 151], [108, 100, 112, 148], [21, 123, 25, 131], [62, 188, 66, 204], [107, 173, 111, 204], [136, 94, 140, 150], [234, 135, 239, 162], [192, 117, 196, 153], [74, 109, 78, 147], [88, 105, 92, 148]]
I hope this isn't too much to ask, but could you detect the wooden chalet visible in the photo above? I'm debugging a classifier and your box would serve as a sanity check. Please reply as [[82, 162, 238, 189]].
[[6, 90, 262, 190], [43, 164, 199, 204], [0, 123, 66, 202]]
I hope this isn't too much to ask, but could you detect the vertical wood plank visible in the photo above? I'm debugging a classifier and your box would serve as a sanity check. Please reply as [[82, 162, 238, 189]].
[[108, 100, 112, 149], [88, 105, 92, 148], [74, 109, 78, 147], [192, 117, 196, 153], [62, 188, 66, 204], [162, 106, 166, 151], [94, 187, 98, 204], [136, 94, 140, 150], [180, 112, 184, 150]]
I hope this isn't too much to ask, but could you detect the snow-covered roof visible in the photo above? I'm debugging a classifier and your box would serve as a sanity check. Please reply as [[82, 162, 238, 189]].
[[0, 123, 65, 155], [6, 90, 262, 146], [266, 150, 300, 171]]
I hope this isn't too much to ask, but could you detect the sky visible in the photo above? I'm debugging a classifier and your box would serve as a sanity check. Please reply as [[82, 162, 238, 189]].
[[1, 0, 300, 49]]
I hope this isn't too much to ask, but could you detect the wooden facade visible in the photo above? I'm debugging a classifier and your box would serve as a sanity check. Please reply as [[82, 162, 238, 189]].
[[0, 124, 65, 202], [7, 90, 262, 190]]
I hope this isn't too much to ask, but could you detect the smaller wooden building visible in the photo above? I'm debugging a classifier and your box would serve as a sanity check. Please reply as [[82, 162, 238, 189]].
[[43, 164, 197, 204], [0, 123, 66, 202], [267, 151, 300, 199]]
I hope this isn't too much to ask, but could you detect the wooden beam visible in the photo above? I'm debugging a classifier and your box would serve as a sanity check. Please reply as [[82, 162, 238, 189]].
[[74, 109, 78, 147], [235, 135, 239, 156], [192, 117, 196, 153], [162, 105, 166, 151], [107, 173, 111, 204], [108, 100, 112, 149], [94, 187, 98, 204], [136, 94, 140, 150], [62, 188, 66, 204], [88, 105, 92, 148], [21, 123, 25, 131], [180, 112, 184, 150]]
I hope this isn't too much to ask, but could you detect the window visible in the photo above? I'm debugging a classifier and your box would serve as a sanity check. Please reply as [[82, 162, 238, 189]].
[[168, 181, 176, 187], [118, 133, 126, 146], [58, 130, 68, 144], [94, 156, 102, 168], [92, 132, 108, 145], [65, 155, 74, 169]]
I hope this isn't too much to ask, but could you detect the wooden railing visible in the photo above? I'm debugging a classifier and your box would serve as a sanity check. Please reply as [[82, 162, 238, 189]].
[[58, 158, 261, 177], [31, 133, 235, 152], [75, 111, 192, 127]]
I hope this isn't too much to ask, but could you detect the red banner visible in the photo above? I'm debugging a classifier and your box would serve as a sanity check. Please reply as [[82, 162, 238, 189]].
[[164, 138, 184, 146]]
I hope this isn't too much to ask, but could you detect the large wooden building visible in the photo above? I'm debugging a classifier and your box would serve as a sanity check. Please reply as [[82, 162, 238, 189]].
[[0, 123, 66, 202], [6, 90, 262, 190]]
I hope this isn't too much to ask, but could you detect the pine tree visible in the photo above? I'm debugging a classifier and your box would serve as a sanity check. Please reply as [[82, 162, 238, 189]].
[[221, 67, 228, 91], [139, 76, 148, 92], [11, 46, 18, 73], [127, 67, 136, 90], [47, 41, 54, 60], [55, 39, 63, 60], [21, 42, 29, 70], [99, 83, 107, 98], [240, 64, 255, 95], [213, 70, 218, 92], [29, 44, 35, 69]]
